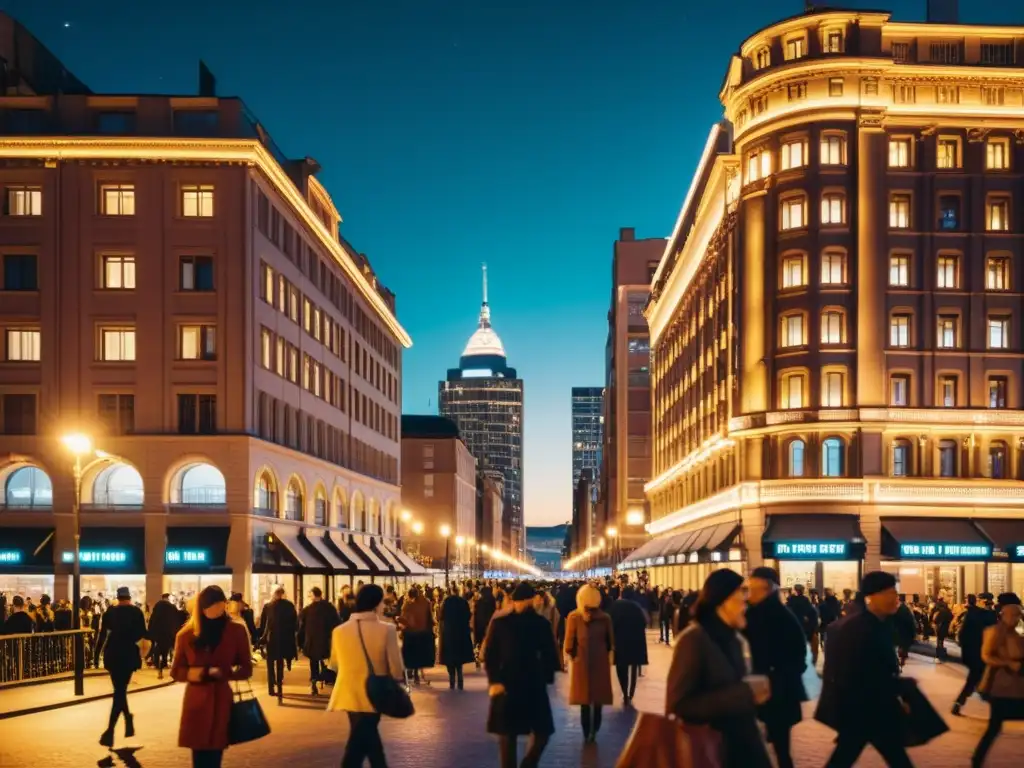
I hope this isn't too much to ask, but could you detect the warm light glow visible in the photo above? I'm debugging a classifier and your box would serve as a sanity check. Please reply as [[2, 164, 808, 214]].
[[400, 510, 412, 523], [440, 524, 452, 538], [411, 522, 424, 535], [455, 535, 466, 546], [598, 538, 606, 548], [646, 434, 736, 493], [61, 433, 93, 457], [481, 544, 489, 552], [606, 526, 618, 538], [468, 537, 476, 546], [626, 510, 645, 527]]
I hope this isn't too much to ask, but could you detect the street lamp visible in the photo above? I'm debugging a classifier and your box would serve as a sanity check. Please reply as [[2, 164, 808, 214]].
[[440, 524, 452, 587]]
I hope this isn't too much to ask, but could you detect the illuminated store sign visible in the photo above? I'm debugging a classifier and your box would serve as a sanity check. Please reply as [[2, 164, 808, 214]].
[[0, 550, 22, 564], [62, 551, 129, 564], [899, 543, 991, 559], [772, 542, 848, 559], [165, 549, 208, 564], [1015, 545, 1024, 559]]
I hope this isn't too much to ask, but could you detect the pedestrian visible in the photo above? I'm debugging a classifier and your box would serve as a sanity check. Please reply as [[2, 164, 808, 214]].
[[298, 586, 340, 696], [818, 588, 841, 649], [893, 594, 917, 671], [1, 595, 34, 634], [95, 586, 147, 749], [745, 567, 807, 768], [666, 569, 772, 768], [171, 585, 254, 768], [485, 583, 559, 768], [815, 571, 914, 768], [260, 587, 298, 703], [34, 594, 55, 632], [786, 583, 819, 665], [658, 590, 674, 644], [972, 593, 1024, 766], [608, 585, 647, 706], [327, 583, 404, 768], [338, 585, 356, 624], [952, 593, 998, 715], [149, 593, 182, 680], [438, 583, 474, 689], [930, 596, 953, 662], [399, 586, 435, 685], [565, 583, 615, 743]]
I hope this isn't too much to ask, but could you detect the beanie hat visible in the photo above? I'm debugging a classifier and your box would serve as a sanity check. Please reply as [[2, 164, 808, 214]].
[[860, 570, 897, 597]]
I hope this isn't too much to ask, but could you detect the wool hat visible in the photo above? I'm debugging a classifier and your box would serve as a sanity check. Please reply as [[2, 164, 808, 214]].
[[750, 566, 780, 585], [699, 569, 745, 610], [997, 592, 1022, 607], [511, 582, 536, 601], [116, 586, 131, 600], [860, 570, 897, 597]]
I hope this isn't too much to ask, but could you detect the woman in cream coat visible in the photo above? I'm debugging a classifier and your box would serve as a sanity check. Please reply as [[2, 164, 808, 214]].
[[327, 584, 405, 768]]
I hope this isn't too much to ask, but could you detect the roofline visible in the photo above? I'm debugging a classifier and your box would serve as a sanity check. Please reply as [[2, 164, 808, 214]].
[[737, 7, 893, 55]]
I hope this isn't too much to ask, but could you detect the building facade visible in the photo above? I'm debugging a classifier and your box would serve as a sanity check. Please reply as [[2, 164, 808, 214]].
[[0, 14, 420, 611], [478, 473, 504, 555], [571, 468, 595, 557], [571, 386, 603, 504], [439, 267, 525, 558], [599, 228, 664, 552], [627, 6, 1024, 603]]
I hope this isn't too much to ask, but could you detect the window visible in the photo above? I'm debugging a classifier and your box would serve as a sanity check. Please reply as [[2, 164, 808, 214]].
[[821, 251, 845, 285], [780, 372, 805, 409], [788, 440, 805, 477], [939, 196, 960, 231], [892, 42, 911, 63], [889, 253, 910, 287], [100, 254, 136, 290], [930, 42, 960, 64], [179, 325, 217, 361], [747, 149, 771, 182], [822, 371, 844, 407], [825, 30, 843, 53], [275, 337, 285, 376], [890, 314, 911, 347], [260, 328, 272, 368], [780, 139, 807, 169], [821, 311, 844, 345], [423, 473, 434, 498], [2, 254, 37, 290], [939, 440, 958, 477], [781, 197, 806, 230], [989, 377, 1008, 409], [781, 314, 805, 347], [987, 256, 1010, 291], [936, 254, 958, 289], [5, 329, 40, 361], [179, 255, 214, 291], [98, 394, 135, 435], [829, 78, 844, 97], [787, 83, 807, 102], [288, 287, 299, 323], [177, 394, 217, 434], [5, 186, 41, 216], [261, 264, 274, 302], [99, 183, 135, 215], [822, 438, 844, 477], [989, 442, 1008, 479], [890, 375, 910, 406], [939, 376, 958, 407], [987, 198, 1010, 232], [889, 195, 911, 229], [937, 316, 958, 349], [894, 84, 916, 104], [95, 111, 135, 134], [181, 184, 214, 217], [785, 37, 805, 61], [755, 47, 770, 70], [988, 317, 1010, 349], [864, 78, 879, 96], [889, 138, 912, 168], [751, 96, 767, 116], [937, 137, 959, 169], [892, 440, 912, 477], [987, 138, 1010, 170], [983, 86, 1005, 106], [820, 134, 845, 165], [100, 327, 136, 361], [1, 393, 36, 435], [936, 85, 958, 104], [981, 41, 1015, 66], [173, 110, 219, 136], [820, 193, 845, 225], [781, 254, 805, 289]]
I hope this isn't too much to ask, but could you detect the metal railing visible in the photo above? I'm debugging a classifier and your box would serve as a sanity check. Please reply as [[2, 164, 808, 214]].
[[0, 629, 94, 685]]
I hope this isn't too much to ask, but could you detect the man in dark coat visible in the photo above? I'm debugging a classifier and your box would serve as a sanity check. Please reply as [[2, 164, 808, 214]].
[[95, 587, 146, 748], [745, 567, 808, 768], [473, 585, 497, 647], [1, 595, 34, 635], [818, 588, 842, 648], [261, 587, 298, 700], [952, 593, 997, 715], [893, 594, 917, 670], [148, 593, 183, 679], [608, 587, 649, 705], [298, 586, 340, 695], [930, 596, 953, 661], [815, 572, 913, 768], [484, 582, 559, 768], [786, 583, 819, 659], [439, 586, 475, 689]]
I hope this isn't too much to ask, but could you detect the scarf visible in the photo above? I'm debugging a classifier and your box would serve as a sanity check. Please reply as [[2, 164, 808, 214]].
[[699, 611, 746, 679], [195, 614, 229, 651]]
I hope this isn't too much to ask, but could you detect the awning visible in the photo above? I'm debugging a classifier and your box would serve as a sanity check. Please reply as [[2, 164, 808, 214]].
[[974, 520, 1024, 561], [347, 535, 389, 572], [165, 527, 230, 571], [368, 538, 401, 573], [623, 537, 663, 565], [324, 533, 370, 574], [383, 543, 428, 575], [270, 527, 324, 570], [0, 527, 54, 572], [303, 532, 351, 572], [762, 514, 865, 560], [881, 518, 993, 560], [62, 527, 145, 572], [371, 539, 409, 574]]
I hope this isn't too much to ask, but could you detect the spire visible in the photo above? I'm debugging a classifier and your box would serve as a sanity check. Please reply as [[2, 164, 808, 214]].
[[479, 262, 491, 327]]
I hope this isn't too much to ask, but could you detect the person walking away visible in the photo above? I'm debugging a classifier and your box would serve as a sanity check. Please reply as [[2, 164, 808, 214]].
[[1, 595, 34, 634], [485, 583, 559, 768], [931, 596, 953, 662], [149, 593, 182, 680], [533, 588, 562, 671], [439, 583, 474, 689], [608, 586, 647, 706], [953, 594, 998, 714], [815, 571, 914, 767], [893, 594, 917, 671], [338, 586, 356, 624], [745, 567, 808, 768], [658, 590, 674, 644], [171, 586, 253, 768], [95, 587, 147, 749], [327, 584, 404, 768], [299, 586, 340, 696], [565, 584, 614, 743], [399, 587, 435, 685], [261, 587, 298, 703], [818, 588, 841, 650], [34, 595, 55, 632], [786, 583, 819, 666], [54, 599, 73, 631], [971, 593, 1024, 766], [666, 570, 772, 768]]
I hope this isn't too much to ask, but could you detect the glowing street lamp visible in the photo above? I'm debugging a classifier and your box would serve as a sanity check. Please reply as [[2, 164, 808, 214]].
[[400, 509, 413, 523], [411, 521, 424, 535], [626, 509, 645, 527]]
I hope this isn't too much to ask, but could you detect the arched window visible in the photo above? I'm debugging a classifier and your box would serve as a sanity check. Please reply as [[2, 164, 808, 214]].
[[314, 488, 328, 526], [334, 489, 348, 529], [892, 439, 912, 477], [254, 471, 277, 515], [93, 463, 144, 507], [284, 479, 303, 521], [989, 441, 1008, 479], [788, 440, 806, 478], [173, 463, 226, 505], [351, 493, 366, 532], [822, 438, 844, 477], [4, 466, 52, 509], [755, 46, 771, 70]]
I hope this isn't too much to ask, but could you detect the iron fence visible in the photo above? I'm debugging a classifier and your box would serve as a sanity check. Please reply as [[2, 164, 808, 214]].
[[0, 629, 93, 685]]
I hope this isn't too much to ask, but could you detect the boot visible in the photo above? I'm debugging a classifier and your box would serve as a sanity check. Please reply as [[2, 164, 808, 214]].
[[448, 673, 455, 690], [124, 714, 135, 738], [951, 702, 963, 716], [100, 729, 114, 749], [311, 683, 319, 696]]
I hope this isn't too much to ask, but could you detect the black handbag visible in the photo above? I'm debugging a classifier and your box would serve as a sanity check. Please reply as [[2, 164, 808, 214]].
[[228, 680, 272, 745], [358, 622, 414, 719]]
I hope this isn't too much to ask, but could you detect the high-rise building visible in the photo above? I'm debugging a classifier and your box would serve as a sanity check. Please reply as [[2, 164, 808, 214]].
[[0, 13, 419, 610], [626, 6, 1024, 601], [599, 228, 665, 554], [439, 266, 525, 558], [571, 387, 603, 504]]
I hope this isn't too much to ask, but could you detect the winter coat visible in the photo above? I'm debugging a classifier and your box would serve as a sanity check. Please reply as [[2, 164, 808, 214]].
[[893, 604, 917, 650], [981, 623, 1024, 707], [958, 605, 998, 669], [818, 595, 841, 631], [95, 603, 147, 673], [564, 609, 614, 706], [666, 618, 771, 768], [2, 611, 34, 635], [786, 593, 819, 639], [472, 592, 497, 644], [54, 608, 72, 631], [608, 598, 649, 667], [484, 608, 559, 736], [744, 595, 808, 731], [149, 599, 184, 648], [400, 596, 433, 633], [439, 594, 475, 667], [260, 598, 298, 661], [172, 620, 254, 750], [326, 612, 404, 713], [299, 599, 341, 660]]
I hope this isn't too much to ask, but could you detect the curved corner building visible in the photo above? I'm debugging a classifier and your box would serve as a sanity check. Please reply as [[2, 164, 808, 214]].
[[626, 7, 1024, 601]]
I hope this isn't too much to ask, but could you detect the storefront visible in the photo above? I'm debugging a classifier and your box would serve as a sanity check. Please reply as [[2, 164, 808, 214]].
[[624, 521, 742, 591], [761, 514, 865, 595], [64, 527, 148, 607], [163, 526, 232, 601], [0, 527, 56, 604], [369, 535, 409, 584], [380, 540, 429, 582], [972, 520, 1024, 597]]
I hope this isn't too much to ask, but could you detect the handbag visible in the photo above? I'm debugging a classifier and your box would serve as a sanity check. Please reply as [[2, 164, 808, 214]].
[[615, 711, 721, 768], [228, 679, 272, 745], [358, 621, 414, 719]]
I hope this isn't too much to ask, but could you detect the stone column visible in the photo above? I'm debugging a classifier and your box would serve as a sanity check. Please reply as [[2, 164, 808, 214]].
[[229, 515, 254, 602], [145, 515, 168, 607], [856, 113, 888, 405], [741, 191, 768, 414]]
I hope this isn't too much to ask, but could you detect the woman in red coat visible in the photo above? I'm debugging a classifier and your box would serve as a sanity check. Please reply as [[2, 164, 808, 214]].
[[172, 585, 254, 768]]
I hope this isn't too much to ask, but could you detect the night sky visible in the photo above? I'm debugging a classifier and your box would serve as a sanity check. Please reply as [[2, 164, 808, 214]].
[[4, 1, 1019, 525]]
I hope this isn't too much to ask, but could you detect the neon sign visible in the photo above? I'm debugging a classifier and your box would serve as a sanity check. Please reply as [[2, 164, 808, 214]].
[[62, 551, 129, 564], [0, 551, 22, 564], [772, 542, 848, 559], [899, 543, 990, 559], [165, 549, 208, 564], [1015, 545, 1024, 559]]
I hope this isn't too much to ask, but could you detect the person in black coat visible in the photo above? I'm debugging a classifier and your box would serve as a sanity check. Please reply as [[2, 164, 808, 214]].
[[952, 593, 998, 715], [893, 594, 917, 670], [2, 595, 34, 634], [818, 588, 842, 647], [815, 571, 914, 768], [745, 567, 807, 768], [94, 587, 146, 749], [148, 593, 183, 679], [439, 585, 475, 689], [608, 587, 649, 705], [785, 583, 819, 654], [484, 583, 559, 768], [930, 597, 953, 661], [298, 586, 340, 695], [260, 587, 298, 701], [474, 586, 497, 647]]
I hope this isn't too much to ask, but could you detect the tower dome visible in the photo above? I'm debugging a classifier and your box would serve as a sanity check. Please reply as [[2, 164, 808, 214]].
[[461, 263, 506, 361]]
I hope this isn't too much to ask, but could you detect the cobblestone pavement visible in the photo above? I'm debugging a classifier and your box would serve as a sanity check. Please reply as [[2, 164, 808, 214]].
[[0, 631, 1021, 767]]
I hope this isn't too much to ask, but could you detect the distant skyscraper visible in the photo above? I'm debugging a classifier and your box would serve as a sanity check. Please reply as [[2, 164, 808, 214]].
[[439, 266, 525, 558], [571, 387, 603, 503]]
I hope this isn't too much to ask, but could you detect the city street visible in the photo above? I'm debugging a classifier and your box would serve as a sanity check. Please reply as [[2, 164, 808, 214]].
[[1, 632, 1022, 767]]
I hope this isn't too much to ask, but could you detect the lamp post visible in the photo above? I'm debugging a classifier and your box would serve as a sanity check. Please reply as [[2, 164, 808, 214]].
[[60, 433, 95, 697], [606, 526, 619, 572], [440, 524, 452, 587]]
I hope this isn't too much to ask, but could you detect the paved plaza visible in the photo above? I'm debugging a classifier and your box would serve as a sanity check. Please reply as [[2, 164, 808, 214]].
[[0, 632, 1021, 767]]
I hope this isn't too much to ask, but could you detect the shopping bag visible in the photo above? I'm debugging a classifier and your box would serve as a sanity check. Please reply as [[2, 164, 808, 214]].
[[228, 681, 271, 745], [615, 712, 721, 768], [898, 677, 949, 748]]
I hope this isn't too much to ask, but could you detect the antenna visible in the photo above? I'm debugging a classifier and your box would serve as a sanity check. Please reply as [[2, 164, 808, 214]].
[[482, 262, 489, 305]]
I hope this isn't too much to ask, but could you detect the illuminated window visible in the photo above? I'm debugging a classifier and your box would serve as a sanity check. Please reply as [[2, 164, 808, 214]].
[[822, 371, 844, 407], [987, 138, 1010, 170], [890, 374, 909, 406], [936, 85, 958, 104], [288, 286, 299, 323], [824, 30, 844, 53], [780, 372, 805, 409], [889, 138, 912, 168], [981, 41, 1015, 66], [5, 186, 42, 216], [5, 329, 40, 361], [988, 316, 1010, 349], [989, 441, 1008, 479], [781, 314, 805, 347], [937, 316, 958, 349], [99, 183, 135, 215], [821, 250, 845, 285], [781, 253, 805, 289], [303, 298, 312, 332], [986, 256, 1009, 291], [781, 197, 806, 230], [829, 78, 844, 97], [787, 83, 807, 102], [822, 438, 844, 477], [939, 376, 957, 407], [755, 47, 771, 70], [937, 137, 959, 169], [180, 255, 214, 291], [99, 327, 136, 361], [936, 255, 959, 289], [989, 376, 1008, 409], [787, 440, 805, 477], [181, 184, 214, 217], [275, 337, 285, 376], [287, 345, 299, 383], [983, 86, 1005, 106], [889, 253, 910, 287], [260, 328, 272, 369], [747, 149, 772, 183], [100, 254, 136, 290], [892, 439, 912, 477], [893, 84, 916, 104], [785, 37, 806, 61], [820, 133, 846, 165], [276, 276, 286, 313], [939, 195, 960, 231], [931, 42, 960, 64], [987, 198, 1010, 231], [751, 96, 768, 116], [821, 310, 844, 345], [820, 193, 845, 225], [780, 139, 807, 169], [179, 324, 217, 361], [939, 440, 958, 477], [890, 314, 911, 347], [892, 42, 911, 63], [889, 194, 911, 229]]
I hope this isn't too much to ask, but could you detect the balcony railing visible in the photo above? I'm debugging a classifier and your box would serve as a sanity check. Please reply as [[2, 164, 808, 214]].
[[0, 629, 94, 685]]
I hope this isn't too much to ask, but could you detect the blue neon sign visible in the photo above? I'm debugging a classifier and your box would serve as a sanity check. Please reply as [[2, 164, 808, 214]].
[[165, 549, 208, 564], [62, 550, 129, 564], [773, 542, 848, 559], [0, 550, 22, 564], [1015, 545, 1024, 559], [900, 543, 990, 559]]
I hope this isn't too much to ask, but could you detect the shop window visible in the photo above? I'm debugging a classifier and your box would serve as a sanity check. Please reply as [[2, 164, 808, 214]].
[[890, 314, 911, 347], [988, 316, 1010, 350], [781, 196, 806, 230], [889, 137, 912, 168], [892, 439, 912, 477], [987, 197, 1011, 232], [820, 133, 846, 166], [939, 375, 958, 407], [987, 138, 1010, 170], [821, 310, 845, 345], [780, 372, 805, 409], [822, 438, 844, 477], [889, 194, 911, 229], [889, 253, 910, 287], [820, 193, 845, 225], [936, 254, 959, 288], [780, 138, 807, 169], [989, 441, 1008, 479], [939, 440, 958, 477], [781, 313, 805, 347], [937, 316, 958, 349], [939, 196, 960, 231], [986, 256, 1010, 291], [890, 374, 910, 406], [781, 253, 805, 289], [989, 376, 1008, 409], [821, 371, 844, 407], [787, 440, 805, 477], [821, 250, 846, 285]]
